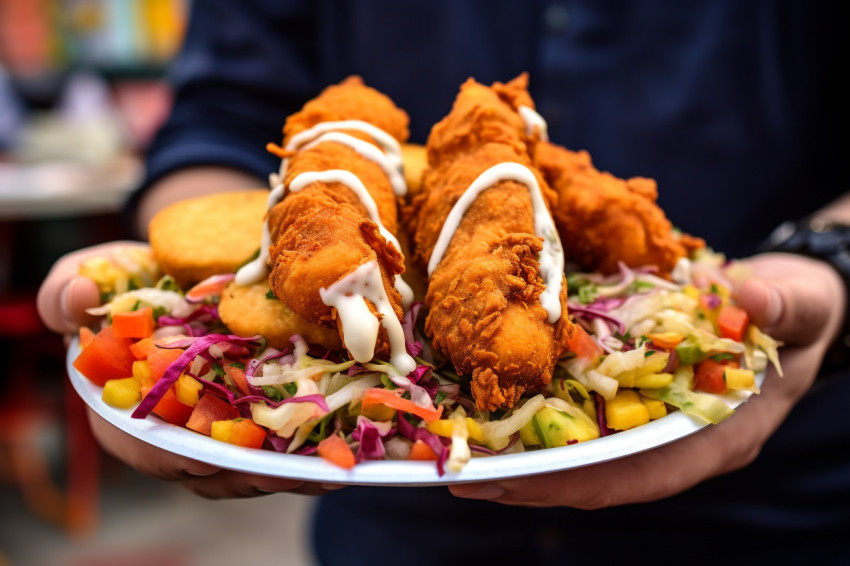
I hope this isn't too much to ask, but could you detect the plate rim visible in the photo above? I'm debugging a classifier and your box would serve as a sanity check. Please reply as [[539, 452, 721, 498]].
[[66, 337, 758, 486]]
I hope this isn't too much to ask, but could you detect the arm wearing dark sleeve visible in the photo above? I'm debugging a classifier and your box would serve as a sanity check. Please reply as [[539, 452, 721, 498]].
[[125, 0, 322, 235]]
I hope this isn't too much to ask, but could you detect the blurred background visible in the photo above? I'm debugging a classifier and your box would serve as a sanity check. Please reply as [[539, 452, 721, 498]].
[[0, 2, 314, 564]]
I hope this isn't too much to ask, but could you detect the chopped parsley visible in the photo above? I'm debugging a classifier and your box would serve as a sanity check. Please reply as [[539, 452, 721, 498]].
[[262, 386, 283, 402], [567, 274, 599, 305], [211, 362, 226, 378]]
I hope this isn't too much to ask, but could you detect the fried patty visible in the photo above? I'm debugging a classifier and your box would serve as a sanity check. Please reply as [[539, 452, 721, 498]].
[[148, 190, 268, 287]]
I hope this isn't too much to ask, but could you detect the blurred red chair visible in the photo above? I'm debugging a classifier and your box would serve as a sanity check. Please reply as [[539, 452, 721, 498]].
[[0, 294, 100, 536]]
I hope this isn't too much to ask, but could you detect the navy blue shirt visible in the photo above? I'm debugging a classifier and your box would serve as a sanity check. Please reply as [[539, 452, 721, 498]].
[[140, 1, 847, 562]]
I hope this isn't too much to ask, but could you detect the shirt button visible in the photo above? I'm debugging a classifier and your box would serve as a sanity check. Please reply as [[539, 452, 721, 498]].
[[544, 4, 570, 32]]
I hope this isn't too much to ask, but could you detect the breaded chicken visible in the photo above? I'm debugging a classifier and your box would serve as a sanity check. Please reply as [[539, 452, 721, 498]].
[[534, 142, 704, 276], [149, 190, 268, 287], [263, 77, 411, 362], [409, 81, 572, 411], [426, 75, 532, 170]]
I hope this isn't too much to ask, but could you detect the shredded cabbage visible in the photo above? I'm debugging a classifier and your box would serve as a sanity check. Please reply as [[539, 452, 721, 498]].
[[640, 366, 734, 425]]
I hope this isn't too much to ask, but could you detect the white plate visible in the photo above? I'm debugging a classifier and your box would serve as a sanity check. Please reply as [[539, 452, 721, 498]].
[[67, 338, 762, 486]]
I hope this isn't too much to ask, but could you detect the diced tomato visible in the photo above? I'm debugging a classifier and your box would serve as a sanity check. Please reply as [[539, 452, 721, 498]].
[[73, 325, 136, 386], [129, 337, 159, 360], [186, 394, 240, 436], [407, 439, 439, 461], [186, 276, 232, 302], [693, 357, 740, 394], [223, 362, 251, 396], [565, 324, 603, 362], [361, 388, 443, 423], [317, 434, 355, 469], [717, 305, 750, 342], [147, 347, 186, 382], [230, 419, 266, 449], [150, 387, 195, 426], [112, 307, 156, 339], [79, 326, 95, 349]]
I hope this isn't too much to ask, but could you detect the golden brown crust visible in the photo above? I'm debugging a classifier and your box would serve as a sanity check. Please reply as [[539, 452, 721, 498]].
[[148, 190, 268, 287], [282, 76, 409, 145], [411, 79, 572, 411], [219, 281, 341, 350], [533, 142, 704, 276], [266, 77, 410, 360]]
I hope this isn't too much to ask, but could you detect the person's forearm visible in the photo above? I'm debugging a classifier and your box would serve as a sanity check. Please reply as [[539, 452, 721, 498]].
[[135, 166, 265, 239]]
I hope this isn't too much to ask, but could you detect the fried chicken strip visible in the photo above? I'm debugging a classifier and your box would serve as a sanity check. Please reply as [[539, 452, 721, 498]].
[[428, 73, 701, 278], [237, 77, 413, 369], [533, 142, 704, 276], [409, 79, 572, 411]]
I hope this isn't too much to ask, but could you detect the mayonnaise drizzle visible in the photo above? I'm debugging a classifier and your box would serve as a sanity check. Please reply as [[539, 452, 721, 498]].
[[287, 169, 413, 308], [235, 182, 287, 286], [235, 120, 415, 372], [427, 162, 564, 323], [300, 132, 407, 196], [319, 260, 416, 375], [237, 122, 413, 307], [284, 120, 405, 195], [518, 105, 549, 142]]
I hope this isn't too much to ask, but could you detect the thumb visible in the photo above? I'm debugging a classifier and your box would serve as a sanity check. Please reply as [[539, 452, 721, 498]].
[[735, 276, 832, 346], [38, 274, 101, 335]]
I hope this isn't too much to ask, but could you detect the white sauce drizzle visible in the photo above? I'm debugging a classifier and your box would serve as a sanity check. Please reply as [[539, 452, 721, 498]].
[[235, 182, 287, 286], [427, 162, 564, 323], [287, 169, 413, 308], [319, 260, 416, 375], [300, 132, 407, 196], [235, 121, 415, 371], [284, 120, 405, 195], [518, 105, 549, 142]]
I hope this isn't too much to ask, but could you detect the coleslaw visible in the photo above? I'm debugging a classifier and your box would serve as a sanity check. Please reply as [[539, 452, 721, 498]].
[[73, 247, 782, 474]]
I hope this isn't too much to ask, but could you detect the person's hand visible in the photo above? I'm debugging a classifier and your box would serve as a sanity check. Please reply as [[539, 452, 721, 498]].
[[41, 240, 345, 499], [36, 241, 149, 338], [449, 253, 847, 508], [88, 409, 345, 499]]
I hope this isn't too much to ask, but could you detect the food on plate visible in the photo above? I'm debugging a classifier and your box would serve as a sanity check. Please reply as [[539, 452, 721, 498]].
[[70, 75, 783, 476], [408, 76, 573, 411], [218, 280, 341, 351], [236, 76, 416, 374], [533, 140, 705, 277], [148, 189, 268, 286], [401, 143, 427, 195]]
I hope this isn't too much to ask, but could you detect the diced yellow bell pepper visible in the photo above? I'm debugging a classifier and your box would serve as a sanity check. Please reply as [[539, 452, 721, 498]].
[[427, 417, 484, 442], [102, 377, 142, 409], [210, 420, 234, 443], [132, 360, 151, 382], [614, 352, 670, 388], [361, 402, 396, 422], [605, 389, 650, 431], [583, 397, 596, 421], [724, 368, 758, 392], [634, 372, 674, 389], [175, 374, 203, 406], [640, 395, 668, 420], [78, 257, 123, 294], [683, 285, 700, 301]]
